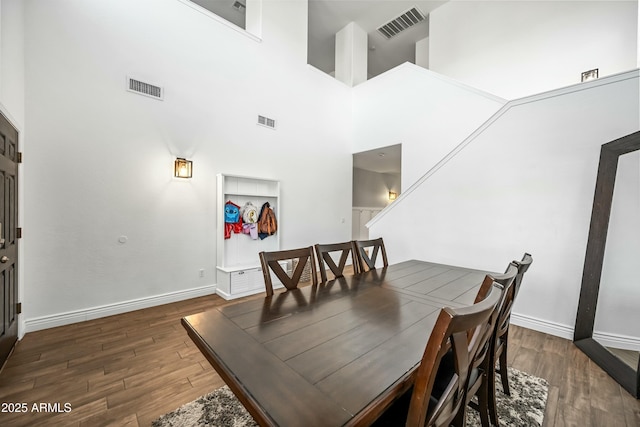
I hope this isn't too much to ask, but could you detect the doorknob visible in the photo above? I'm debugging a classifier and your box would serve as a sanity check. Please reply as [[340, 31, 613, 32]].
[[0, 256, 9, 263]]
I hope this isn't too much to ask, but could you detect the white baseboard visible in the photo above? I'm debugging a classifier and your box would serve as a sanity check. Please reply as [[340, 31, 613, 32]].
[[510, 312, 575, 341], [592, 331, 640, 352], [24, 288, 639, 352], [511, 313, 640, 351], [24, 284, 217, 333]]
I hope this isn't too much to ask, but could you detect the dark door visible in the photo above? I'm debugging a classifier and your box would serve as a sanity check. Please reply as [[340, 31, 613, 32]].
[[0, 111, 18, 367]]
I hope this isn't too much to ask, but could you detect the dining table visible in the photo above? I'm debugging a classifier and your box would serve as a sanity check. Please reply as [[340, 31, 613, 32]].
[[181, 259, 490, 426]]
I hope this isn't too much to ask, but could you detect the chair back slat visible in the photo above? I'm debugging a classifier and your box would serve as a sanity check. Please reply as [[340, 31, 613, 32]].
[[405, 282, 503, 427], [489, 253, 533, 422], [354, 238, 389, 273], [461, 263, 518, 425], [314, 242, 357, 282], [259, 247, 317, 297], [513, 252, 533, 298]]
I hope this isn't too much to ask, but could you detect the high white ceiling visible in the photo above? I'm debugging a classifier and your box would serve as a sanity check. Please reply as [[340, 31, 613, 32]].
[[189, 1, 429, 173], [192, 0, 447, 79], [308, 1, 447, 78]]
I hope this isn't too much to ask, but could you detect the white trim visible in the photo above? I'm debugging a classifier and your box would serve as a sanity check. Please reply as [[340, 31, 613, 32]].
[[507, 68, 640, 109], [174, 0, 262, 42], [514, 310, 640, 350], [23, 284, 217, 333], [356, 62, 508, 105], [366, 68, 640, 229], [592, 331, 640, 352], [510, 312, 574, 341]]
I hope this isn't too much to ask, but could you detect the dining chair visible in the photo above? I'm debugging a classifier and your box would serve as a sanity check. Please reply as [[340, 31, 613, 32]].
[[354, 237, 389, 273], [314, 241, 358, 283], [373, 281, 503, 427], [493, 253, 533, 399], [466, 263, 518, 427], [258, 247, 318, 297]]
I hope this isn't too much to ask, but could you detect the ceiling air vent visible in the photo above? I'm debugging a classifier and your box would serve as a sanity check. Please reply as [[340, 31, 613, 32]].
[[258, 115, 276, 129], [127, 77, 164, 100], [377, 7, 425, 40]]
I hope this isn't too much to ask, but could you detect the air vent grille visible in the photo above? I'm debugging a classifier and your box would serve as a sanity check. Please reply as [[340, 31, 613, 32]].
[[127, 77, 164, 100], [377, 7, 425, 40], [258, 115, 276, 129]]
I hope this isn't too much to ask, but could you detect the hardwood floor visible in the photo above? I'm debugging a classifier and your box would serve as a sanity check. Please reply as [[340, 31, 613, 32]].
[[0, 292, 638, 426]]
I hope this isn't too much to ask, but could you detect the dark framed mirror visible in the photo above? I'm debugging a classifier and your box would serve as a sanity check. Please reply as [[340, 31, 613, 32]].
[[574, 130, 640, 398]]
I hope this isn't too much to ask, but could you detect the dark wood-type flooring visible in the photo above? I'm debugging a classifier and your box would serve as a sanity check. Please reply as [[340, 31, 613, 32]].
[[0, 290, 638, 426]]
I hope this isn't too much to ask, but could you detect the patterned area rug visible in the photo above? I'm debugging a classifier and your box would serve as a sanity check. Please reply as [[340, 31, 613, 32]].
[[467, 367, 549, 427], [153, 367, 548, 427]]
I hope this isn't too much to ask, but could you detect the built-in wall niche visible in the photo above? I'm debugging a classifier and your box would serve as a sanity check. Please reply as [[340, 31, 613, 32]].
[[216, 174, 282, 299]]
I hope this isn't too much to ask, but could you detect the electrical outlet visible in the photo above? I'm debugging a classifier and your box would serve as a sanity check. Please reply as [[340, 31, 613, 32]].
[[199, 269, 205, 278]]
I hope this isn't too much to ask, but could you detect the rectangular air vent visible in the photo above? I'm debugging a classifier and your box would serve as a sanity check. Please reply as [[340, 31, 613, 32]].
[[377, 7, 425, 40], [258, 115, 276, 129], [127, 77, 164, 100]]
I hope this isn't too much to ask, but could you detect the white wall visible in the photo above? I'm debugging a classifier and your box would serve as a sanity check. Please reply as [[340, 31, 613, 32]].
[[335, 22, 367, 87], [594, 151, 640, 348], [0, 0, 25, 336], [352, 63, 506, 189], [22, 0, 352, 329], [0, 0, 24, 127], [352, 167, 400, 208], [429, 0, 638, 100], [415, 36, 429, 70], [369, 71, 640, 338]]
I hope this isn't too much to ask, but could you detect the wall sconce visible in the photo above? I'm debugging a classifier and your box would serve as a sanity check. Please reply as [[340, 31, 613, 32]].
[[388, 191, 397, 201], [581, 68, 599, 82], [174, 158, 193, 178]]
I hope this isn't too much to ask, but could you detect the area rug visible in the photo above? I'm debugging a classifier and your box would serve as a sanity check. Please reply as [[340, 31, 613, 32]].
[[153, 367, 548, 427]]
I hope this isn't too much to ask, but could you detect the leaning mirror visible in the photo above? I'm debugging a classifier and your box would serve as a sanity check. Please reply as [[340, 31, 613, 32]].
[[574, 130, 640, 398]]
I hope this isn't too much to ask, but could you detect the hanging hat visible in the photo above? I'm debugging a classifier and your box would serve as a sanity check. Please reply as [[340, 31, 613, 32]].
[[242, 202, 259, 224]]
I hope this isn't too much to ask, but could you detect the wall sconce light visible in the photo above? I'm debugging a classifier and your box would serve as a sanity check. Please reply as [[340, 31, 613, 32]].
[[388, 191, 397, 201], [174, 157, 193, 178], [581, 68, 599, 82]]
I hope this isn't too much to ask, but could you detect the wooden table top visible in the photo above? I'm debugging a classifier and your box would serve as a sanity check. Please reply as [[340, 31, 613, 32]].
[[182, 260, 488, 426]]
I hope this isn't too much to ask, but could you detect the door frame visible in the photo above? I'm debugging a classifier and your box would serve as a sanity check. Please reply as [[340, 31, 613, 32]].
[[0, 101, 24, 341]]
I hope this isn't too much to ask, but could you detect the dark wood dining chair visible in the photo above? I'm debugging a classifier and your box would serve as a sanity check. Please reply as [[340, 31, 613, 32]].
[[467, 263, 518, 427], [258, 247, 318, 297], [314, 241, 358, 282], [354, 237, 388, 273], [373, 281, 503, 427], [493, 253, 533, 400]]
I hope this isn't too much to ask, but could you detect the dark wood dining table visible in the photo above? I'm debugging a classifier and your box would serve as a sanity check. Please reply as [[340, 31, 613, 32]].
[[182, 259, 489, 427]]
